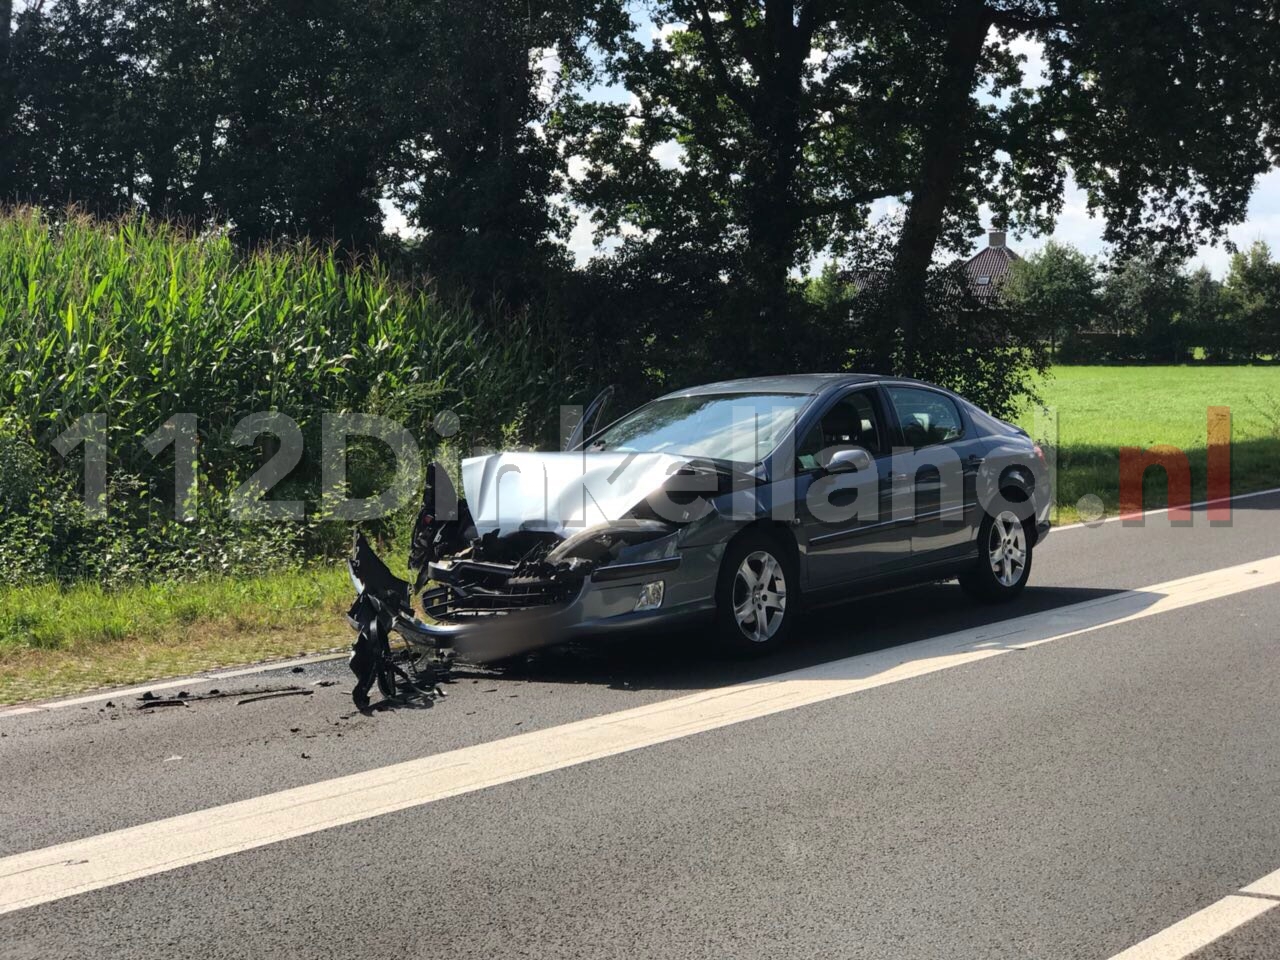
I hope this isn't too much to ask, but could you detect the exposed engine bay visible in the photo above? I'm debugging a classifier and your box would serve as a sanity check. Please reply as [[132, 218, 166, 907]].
[[410, 457, 727, 622], [346, 455, 740, 710]]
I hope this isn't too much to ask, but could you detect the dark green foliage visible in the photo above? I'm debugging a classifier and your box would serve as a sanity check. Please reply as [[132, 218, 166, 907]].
[[1223, 242, 1280, 360], [0, 210, 574, 584], [1003, 242, 1101, 351]]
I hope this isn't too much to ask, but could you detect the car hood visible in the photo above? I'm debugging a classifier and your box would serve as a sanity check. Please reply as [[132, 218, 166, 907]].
[[460, 451, 696, 538]]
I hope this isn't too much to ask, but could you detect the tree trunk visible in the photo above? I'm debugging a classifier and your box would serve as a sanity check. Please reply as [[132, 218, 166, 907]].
[[885, 0, 992, 372], [734, 1, 808, 373]]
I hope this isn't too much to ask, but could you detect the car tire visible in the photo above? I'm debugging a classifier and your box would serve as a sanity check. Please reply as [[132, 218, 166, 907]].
[[715, 530, 798, 655], [960, 495, 1034, 602]]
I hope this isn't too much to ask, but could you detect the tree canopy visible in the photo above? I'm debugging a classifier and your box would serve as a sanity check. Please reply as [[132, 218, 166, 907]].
[[2, 0, 1278, 408]]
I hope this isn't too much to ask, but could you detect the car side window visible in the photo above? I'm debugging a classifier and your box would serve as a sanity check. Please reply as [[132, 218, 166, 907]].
[[885, 386, 964, 447], [796, 390, 885, 471]]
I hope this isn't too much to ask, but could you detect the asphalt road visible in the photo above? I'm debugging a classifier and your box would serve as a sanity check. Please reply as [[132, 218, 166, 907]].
[[3, 492, 1280, 959]]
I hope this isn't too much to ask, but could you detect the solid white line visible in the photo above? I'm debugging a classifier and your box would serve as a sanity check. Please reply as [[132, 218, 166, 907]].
[[1052, 485, 1280, 533], [3, 554, 1280, 916], [1107, 896, 1277, 960], [0, 652, 347, 719]]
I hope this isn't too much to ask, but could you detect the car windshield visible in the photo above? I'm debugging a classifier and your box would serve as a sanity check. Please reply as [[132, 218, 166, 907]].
[[587, 393, 810, 464]]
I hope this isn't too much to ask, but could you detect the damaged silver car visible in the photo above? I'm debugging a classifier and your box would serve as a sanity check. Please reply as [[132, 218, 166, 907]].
[[347, 374, 1052, 706]]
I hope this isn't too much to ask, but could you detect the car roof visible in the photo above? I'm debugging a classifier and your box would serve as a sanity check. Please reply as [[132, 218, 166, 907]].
[[656, 373, 930, 399]]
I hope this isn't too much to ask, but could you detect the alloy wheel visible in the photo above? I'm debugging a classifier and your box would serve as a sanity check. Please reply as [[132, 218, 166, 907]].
[[732, 550, 788, 642], [988, 510, 1028, 588]]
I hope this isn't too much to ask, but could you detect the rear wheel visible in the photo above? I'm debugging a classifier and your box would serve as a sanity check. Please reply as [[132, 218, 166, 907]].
[[960, 504, 1033, 602], [715, 532, 798, 654]]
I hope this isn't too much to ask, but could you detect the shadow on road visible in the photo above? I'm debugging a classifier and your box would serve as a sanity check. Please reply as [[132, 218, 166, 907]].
[[458, 582, 1127, 696]]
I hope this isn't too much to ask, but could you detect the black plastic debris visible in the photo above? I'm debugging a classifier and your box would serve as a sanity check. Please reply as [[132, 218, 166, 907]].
[[236, 689, 313, 705], [346, 532, 454, 712]]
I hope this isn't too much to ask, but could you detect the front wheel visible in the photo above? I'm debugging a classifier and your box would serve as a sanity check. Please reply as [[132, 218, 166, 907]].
[[715, 532, 798, 654], [960, 508, 1033, 602]]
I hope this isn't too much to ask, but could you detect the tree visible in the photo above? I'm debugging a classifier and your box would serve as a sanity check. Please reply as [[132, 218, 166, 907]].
[[567, 0, 923, 372], [1223, 242, 1280, 360], [6, 0, 142, 215], [1182, 267, 1236, 363], [389, 0, 627, 305], [883, 0, 1280, 371], [1102, 249, 1191, 363], [204, 0, 403, 250], [573, 0, 1278, 381], [1002, 240, 1099, 353], [6, 0, 406, 247]]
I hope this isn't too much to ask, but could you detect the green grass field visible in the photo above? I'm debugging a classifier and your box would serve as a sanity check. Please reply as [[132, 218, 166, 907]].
[[2, 365, 1278, 705], [1018, 366, 1280, 522]]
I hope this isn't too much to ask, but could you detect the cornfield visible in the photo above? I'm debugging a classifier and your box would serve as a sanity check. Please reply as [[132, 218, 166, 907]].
[[0, 207, 573, 485]]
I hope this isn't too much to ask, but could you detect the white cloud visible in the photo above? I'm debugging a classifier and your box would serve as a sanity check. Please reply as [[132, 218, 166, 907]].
[[651, 139, 683, 170], [533, 46, 561, 105], [1007, 35, 1048, 87], [379, 199, 416, 239]]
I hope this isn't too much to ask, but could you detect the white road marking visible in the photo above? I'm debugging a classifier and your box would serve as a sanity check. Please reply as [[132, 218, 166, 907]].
[[1107, 895, 1278, 959], [3, 555, 1280, 916]]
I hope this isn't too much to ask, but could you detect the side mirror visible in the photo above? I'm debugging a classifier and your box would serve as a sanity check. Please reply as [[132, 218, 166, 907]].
[[824, 447, 873, 474]]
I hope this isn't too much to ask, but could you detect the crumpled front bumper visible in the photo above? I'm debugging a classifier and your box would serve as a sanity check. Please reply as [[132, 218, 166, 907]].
[[412, 545, 723, 658]]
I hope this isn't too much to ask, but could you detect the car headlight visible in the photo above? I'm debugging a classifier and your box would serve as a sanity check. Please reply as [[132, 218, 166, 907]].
[[634, 580, 665, 612]]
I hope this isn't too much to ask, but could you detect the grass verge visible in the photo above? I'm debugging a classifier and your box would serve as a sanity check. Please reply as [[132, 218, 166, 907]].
[[0, 567, 354, 705], [1019, 365, 1280, 523]]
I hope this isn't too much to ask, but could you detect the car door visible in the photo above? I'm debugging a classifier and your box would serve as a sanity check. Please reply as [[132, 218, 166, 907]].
[[881, 384, 983, 563], [791, 387, 914, 589]]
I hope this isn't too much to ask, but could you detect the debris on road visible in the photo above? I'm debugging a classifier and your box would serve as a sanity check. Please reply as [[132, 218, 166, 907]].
[[236, 689, 313, 706], [132, 685, 316, 711], [346, 532, 455, 713]]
